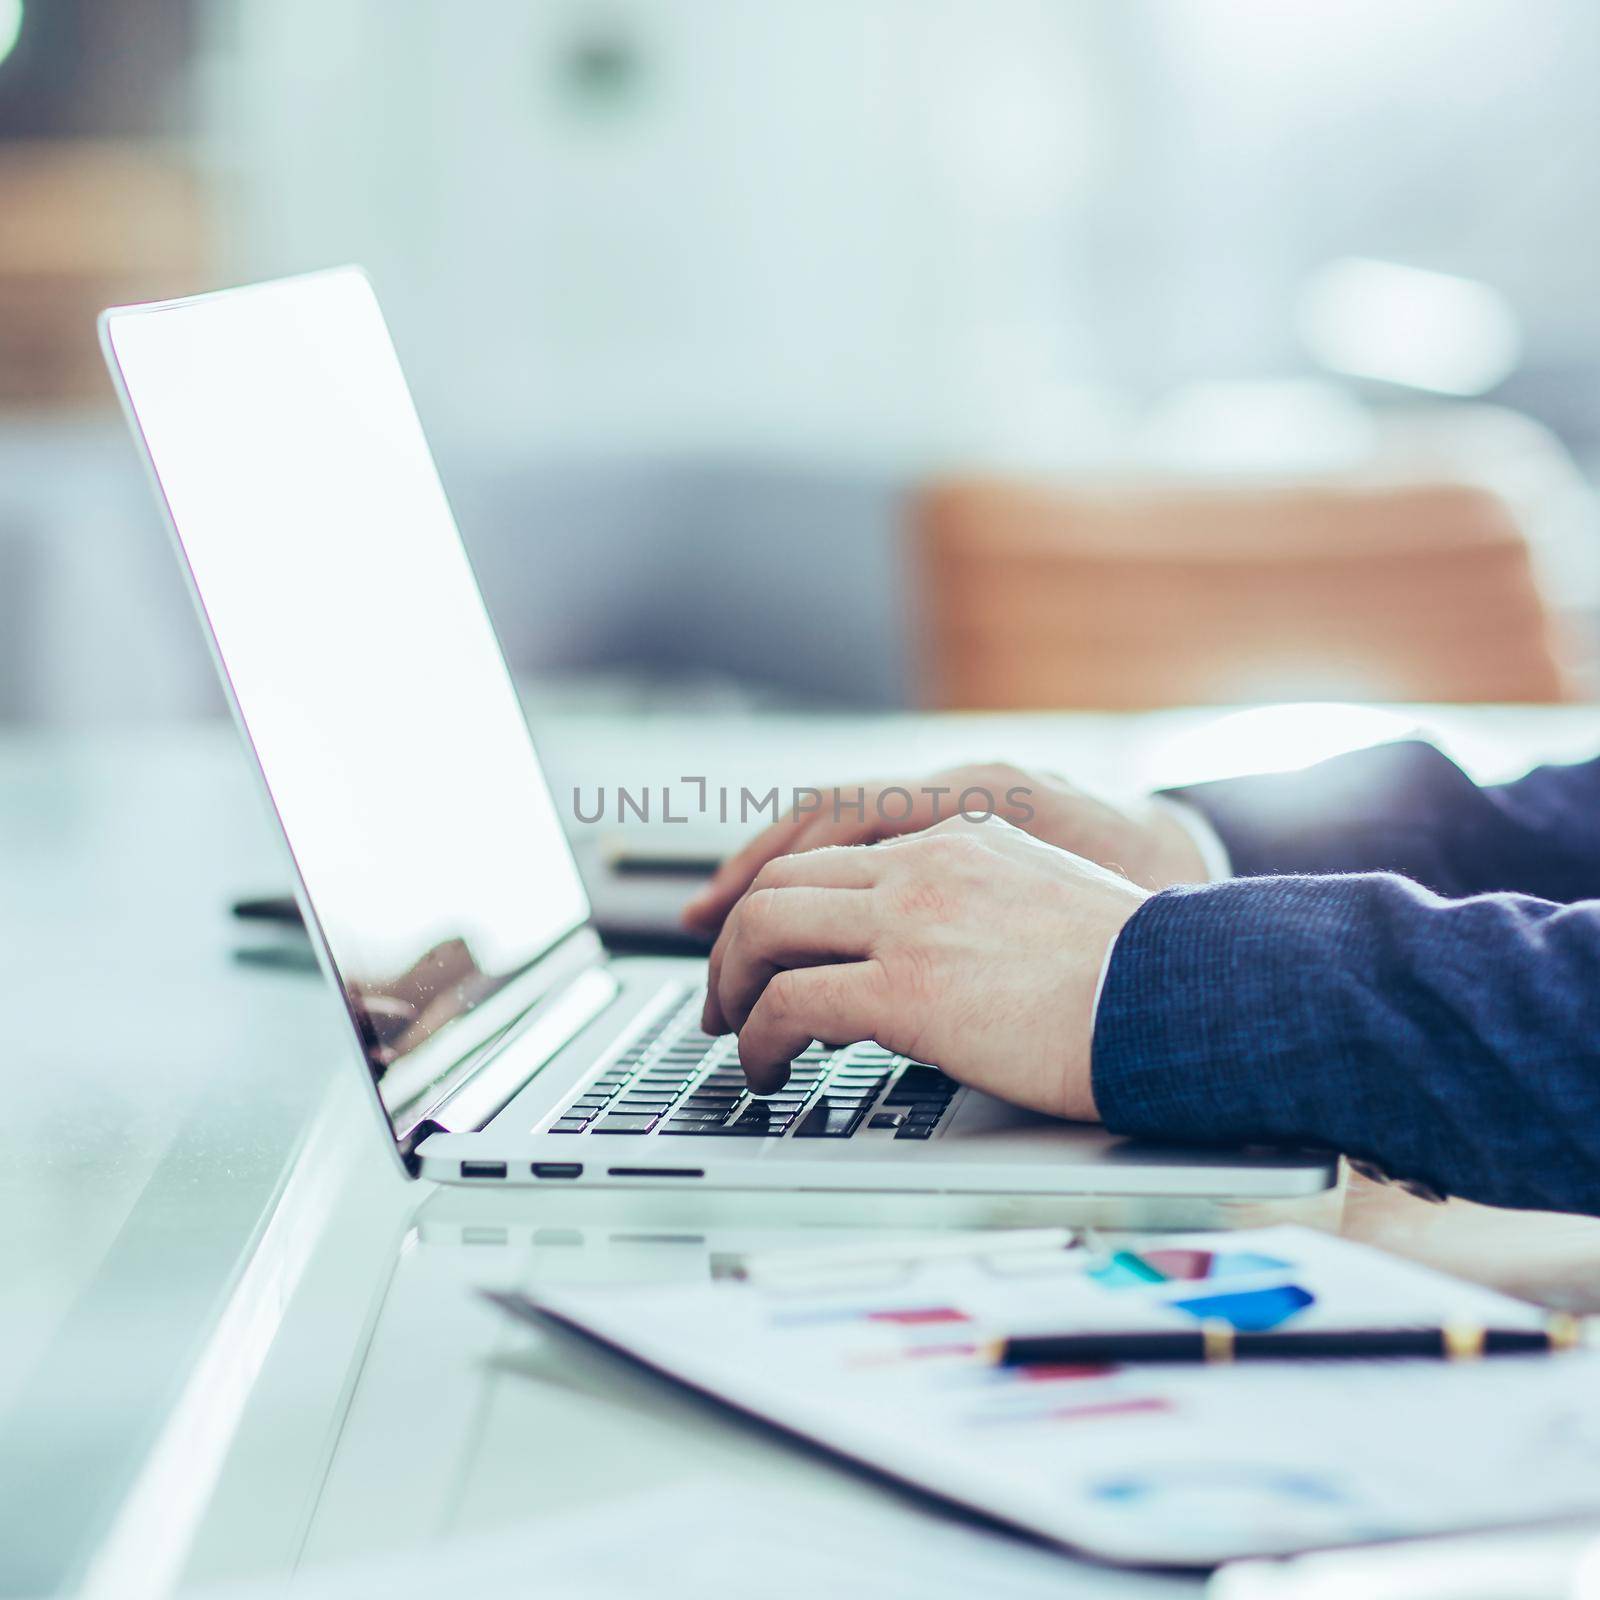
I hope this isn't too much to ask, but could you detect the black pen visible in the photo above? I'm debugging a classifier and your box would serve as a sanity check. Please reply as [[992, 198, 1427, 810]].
[[230, 894, 305, 927], [987, 1316, 1587, 1366]]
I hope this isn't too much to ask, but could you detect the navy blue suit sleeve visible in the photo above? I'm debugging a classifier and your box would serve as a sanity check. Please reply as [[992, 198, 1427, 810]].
[[1092, 875, 1600, 1214], [1165, 740, 1600, 902]]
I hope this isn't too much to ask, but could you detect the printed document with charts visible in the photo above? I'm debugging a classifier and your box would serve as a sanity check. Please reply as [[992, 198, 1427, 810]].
[[495, 1227, 1600, 1566]]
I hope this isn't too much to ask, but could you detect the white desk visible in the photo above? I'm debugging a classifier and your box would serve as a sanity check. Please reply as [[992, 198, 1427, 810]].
[[7, 704, 1600, 1598]]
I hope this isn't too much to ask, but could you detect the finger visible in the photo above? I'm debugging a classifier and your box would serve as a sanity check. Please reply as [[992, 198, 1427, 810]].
[[714, 886, 878, 1034], [684, 781, 904, 931], [781, 809, 881, 861], [685, 808, 885, 933], [681, 813, 812, 932], [694, 810, 880, 927], [737, 962, 888, 1092], [702, 847, 886, 1031]]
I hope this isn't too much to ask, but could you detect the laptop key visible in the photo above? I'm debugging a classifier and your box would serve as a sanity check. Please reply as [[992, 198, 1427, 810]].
[[793, 1103, 867, 1139], [549, 1119, 588, 1133], [868, 1112, 903, 1129], [895, 1123, 935, 1140], [733, 1105, 792, 1131], [591, 1112, 660, 1134]]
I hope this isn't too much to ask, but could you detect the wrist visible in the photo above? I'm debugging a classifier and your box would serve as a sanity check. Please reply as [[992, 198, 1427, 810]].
[[1141, 797, 1229, 886], [1123, 798, 1206, 888], [1074, 926, 1123, 1122], [1063, 874, 1147, 1121]]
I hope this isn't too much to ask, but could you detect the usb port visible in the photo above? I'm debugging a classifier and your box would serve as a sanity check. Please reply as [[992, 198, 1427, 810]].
[[460, 1160, 507, 1179], [531, 1162, 583, 1180]]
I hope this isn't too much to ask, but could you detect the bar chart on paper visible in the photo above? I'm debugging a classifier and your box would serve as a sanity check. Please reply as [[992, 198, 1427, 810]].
[[509, 1227, 1600, 1565]]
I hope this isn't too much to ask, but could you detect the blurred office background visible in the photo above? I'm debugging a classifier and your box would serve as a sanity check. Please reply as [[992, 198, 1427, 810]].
[[4, 0, 1600, 722]]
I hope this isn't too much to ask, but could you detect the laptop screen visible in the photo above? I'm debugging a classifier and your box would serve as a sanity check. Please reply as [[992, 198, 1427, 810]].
[[103, 269, 592, 1145]]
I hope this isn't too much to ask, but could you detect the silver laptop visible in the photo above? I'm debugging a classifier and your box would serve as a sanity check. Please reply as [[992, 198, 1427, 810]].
[[100, 267, 1333, 1201]]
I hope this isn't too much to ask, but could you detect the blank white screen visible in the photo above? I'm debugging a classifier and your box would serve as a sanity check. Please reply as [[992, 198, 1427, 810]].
[[106, 269, 590, 1128]]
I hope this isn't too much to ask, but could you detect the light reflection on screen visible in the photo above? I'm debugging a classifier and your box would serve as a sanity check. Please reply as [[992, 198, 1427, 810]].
[[105, 269, 591, 1137]]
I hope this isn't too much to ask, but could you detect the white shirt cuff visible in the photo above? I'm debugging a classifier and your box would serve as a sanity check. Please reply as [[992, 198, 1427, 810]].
[[1090, 931, 1121, 1023]]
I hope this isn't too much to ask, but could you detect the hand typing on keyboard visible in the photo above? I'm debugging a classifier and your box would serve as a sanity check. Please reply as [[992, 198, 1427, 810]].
[[699, 815, 1148, 1122], [683, 762, 1206, 935]]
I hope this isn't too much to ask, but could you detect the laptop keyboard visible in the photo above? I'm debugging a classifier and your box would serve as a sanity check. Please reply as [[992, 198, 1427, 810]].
[[544, 991, 958, 1142]]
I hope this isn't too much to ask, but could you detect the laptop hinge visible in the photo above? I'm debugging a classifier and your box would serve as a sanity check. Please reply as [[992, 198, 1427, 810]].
[[388, 926, 614, 1153], [429, 965, 618, 1135]]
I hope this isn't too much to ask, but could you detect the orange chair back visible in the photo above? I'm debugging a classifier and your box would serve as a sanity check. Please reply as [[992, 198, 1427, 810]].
[[911, 479, 1572, 708]]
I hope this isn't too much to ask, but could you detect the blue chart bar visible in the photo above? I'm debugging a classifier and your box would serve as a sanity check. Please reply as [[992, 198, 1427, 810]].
[[1172, 1283, 1315, 1331]]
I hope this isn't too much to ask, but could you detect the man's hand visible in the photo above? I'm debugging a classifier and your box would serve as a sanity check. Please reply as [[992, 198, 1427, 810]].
[[702, 816, 1149, 1120], [683, 762, 1204, 935]]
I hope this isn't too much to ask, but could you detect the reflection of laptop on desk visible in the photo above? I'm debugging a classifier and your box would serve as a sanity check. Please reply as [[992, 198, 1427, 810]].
[[101, 267, 1334, 1204]]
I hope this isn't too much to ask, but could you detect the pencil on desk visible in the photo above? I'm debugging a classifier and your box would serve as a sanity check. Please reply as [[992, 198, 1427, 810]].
[[985, 1315, 1587, 1366]]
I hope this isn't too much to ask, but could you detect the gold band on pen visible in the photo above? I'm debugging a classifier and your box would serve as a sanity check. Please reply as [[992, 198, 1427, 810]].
[[1201, 1320, 1235, 1363], [1548, 1312, 1582, 1351], [1443, 1323, 1486, 1361]]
